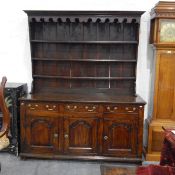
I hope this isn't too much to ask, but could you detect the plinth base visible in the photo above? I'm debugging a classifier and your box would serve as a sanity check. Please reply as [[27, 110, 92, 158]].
[[146, 119, 175, 161]]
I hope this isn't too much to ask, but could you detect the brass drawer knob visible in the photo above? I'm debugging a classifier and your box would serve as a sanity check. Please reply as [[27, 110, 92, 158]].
[[66, 105, 77, 110], [107, 106, 118, 112], [53, 133, 58, 138], [28, 104, 35, 110], [85, 106, 96, 112], [64, 134, 69, 138], [104, 136, 108, 140], [46, 105, 56, 111], [107, 106, 110, 110], [125, 107, 136, 112]]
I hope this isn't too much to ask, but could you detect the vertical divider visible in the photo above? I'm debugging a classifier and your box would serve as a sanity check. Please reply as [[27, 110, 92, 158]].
[[54, 21, 57, 88], [40, 22, 44, 92], [95, 20, 99, 88], [69, 21, 72, 88], [94, 21, 97, 88], [121, 21, 124, 91], [56, 21, 59, 88], [82, 21, 84, 41], [109, 21, 111, 89], [82, 20, 85, 87], [55, 21, 58, 88]]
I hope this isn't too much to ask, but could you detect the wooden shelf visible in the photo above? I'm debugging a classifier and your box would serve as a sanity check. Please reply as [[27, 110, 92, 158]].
[[31, 40, 138, 44], [32, 58, 137, 62], [33, 75, 136, 80]]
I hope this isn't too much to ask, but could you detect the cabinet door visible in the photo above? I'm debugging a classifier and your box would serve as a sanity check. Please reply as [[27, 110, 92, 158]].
[[103, 114, 138, 157], [64, 116, 98, 155], [25, 113, 60, 154]]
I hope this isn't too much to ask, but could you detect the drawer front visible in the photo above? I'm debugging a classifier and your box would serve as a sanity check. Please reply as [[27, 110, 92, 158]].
[[104, 105, 139, 113], [62, 104, 99, 113], [26, 102, 59, 112]]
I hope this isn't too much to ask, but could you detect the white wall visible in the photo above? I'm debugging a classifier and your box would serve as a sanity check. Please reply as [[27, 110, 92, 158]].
[[0, 0, 168, 119]]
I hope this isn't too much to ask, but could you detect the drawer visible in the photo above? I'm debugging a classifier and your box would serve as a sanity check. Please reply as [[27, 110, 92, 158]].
[[26, 102, 59, 112], [62, 104, 99, 113]]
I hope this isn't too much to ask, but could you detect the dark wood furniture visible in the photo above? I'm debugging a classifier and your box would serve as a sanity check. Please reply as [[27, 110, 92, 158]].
[[0, 83, 27, 155], [20, 11, 145, 163], [146, 1, 175, 161]]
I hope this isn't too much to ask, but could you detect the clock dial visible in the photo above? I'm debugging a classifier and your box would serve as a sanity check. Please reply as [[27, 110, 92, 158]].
[[160, 20, 175, 42]]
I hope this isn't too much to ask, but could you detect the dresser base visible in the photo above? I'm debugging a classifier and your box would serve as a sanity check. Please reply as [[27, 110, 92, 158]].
[[20, 153, 142, 164]]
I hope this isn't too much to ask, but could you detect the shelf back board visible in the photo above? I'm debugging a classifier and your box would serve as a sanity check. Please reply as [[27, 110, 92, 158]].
[[24, 11, 144, 94]]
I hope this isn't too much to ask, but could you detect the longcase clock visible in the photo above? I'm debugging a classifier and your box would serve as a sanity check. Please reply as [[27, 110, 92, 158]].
[[146, 1, 175, 161]]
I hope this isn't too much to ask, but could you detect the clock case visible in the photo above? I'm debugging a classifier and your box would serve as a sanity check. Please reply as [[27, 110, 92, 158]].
[[146, 1, 175, 161], [150, 1, 175, 47]]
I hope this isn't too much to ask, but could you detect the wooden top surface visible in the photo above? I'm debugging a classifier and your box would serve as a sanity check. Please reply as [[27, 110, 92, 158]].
[[24, 10, 145, 16], [24, 10, 145, 23], [5, 83, 27, 89], [20, 89, 146, 104]]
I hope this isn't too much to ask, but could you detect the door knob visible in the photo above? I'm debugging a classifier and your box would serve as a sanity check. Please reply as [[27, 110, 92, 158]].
[[104, 136, 108, 140]]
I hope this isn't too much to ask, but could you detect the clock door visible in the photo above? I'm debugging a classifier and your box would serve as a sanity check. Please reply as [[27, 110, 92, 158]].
[[154, 50, 175, 120]]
